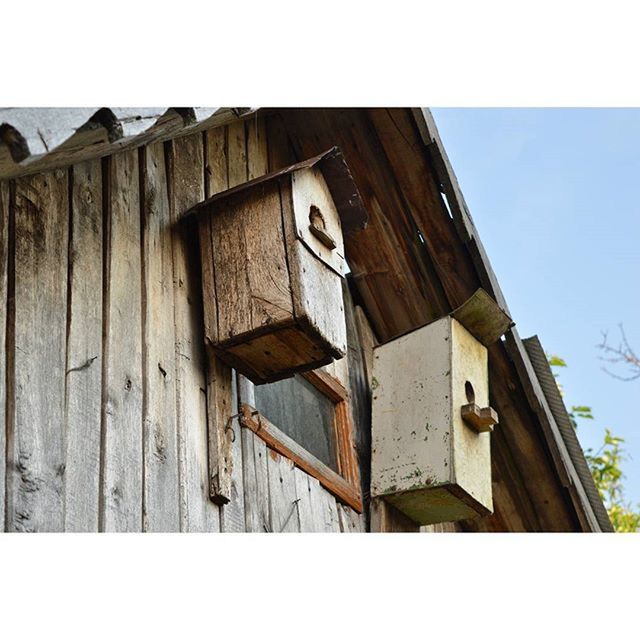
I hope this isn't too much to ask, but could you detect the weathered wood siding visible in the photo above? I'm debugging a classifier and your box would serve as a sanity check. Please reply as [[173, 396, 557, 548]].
[[0, 116, 367, 532]]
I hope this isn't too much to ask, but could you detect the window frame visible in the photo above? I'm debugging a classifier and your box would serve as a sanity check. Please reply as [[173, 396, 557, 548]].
[[239, 369, 362, 512]]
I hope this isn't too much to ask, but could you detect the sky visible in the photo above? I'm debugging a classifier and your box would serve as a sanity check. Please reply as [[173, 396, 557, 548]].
[[432, 108, 640, 505]]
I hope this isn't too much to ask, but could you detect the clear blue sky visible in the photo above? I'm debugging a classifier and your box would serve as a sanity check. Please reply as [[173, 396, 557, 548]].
[[432, 108, 640, 505]]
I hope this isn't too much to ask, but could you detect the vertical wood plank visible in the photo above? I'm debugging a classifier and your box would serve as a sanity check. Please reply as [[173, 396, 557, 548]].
[[141, 143, 180, 531], [238, 373, 270, 533], [0, 181, 9, 531], [266, 449, 300, 532], [170, 134, 220, 532], [338, 503, 365, 533], [102, 150, 143, 532], [307, 482, 341, 533], [64, 160, 103, 532], [247, 115, 268, 181], [10, 169, 68, 531], [251, 435, 270, 532], [218, 121, 248, 532], [321, 489, 341, 532], [294, 468, 315, 533], [202, 127, 234, 505], [240, 117, 272, 533]]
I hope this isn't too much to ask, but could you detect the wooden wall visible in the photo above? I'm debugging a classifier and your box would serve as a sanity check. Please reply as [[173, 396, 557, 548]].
[[0, 116, 366, 532]]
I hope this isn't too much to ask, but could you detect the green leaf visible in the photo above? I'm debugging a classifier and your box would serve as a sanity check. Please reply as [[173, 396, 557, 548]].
[[548, 355, 567, 368]]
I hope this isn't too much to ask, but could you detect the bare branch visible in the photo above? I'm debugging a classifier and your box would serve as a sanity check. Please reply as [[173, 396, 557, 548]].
[[597, 324, 640, 381]]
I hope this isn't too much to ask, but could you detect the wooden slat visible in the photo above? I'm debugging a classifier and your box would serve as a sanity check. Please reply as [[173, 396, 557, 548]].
[[294, 468, 316, 532], [217, 121, 248, 532], [266, 449, 300, 532], [141, 143, 180, 531], [338, 503, 365, 533], [211, 184, 293, 343], [0, 181, 9, 531], [319, 487, 341, 532], [242, 428, 270, 533], [202, 126, 234, 505], [102, 150, 143, 532], [239, 117, 272, 534], [169, 134, 220, 532], [238, 374, 259, 531], [10, 169, 68, 531], [64, 159, 103, 532], [240, 404, 362, 512]]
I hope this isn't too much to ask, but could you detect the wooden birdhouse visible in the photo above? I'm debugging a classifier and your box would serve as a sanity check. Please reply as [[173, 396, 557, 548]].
[[188, 147, 368, 385], [371, 289, 512, 525]]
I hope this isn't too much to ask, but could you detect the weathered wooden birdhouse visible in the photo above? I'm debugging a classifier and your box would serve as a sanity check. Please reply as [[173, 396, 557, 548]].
[[189, 147, 367, 385], [371, 289, 512, 525]]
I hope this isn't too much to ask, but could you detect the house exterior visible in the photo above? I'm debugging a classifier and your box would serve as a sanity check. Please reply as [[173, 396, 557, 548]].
[[0, 107, 612, 532]]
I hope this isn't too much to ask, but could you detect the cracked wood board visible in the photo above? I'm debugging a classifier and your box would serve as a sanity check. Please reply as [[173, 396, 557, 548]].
[[9, 169, 69, 531], [102, 149, 143, 532], [141, 142, 181, 531], [64, 158, 103, 531], [169, 134, 221, 532]]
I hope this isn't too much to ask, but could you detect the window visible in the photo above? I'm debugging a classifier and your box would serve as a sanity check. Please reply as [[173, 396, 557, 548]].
[[240, 369, 362, 512], [254, 375, 339, 472]]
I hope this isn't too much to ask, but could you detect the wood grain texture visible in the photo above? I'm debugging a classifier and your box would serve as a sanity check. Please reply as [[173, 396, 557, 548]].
[[141, 143, 180, 531], [102, 150, 143, 532], [294, 467, 315, 532], [0, 181, 9, 531], [202, 126, 234, 505], [64, 159, 103, 532], [240, 117, 272, 533], [10, 169, 68, 531], [169, 134, 221, 532], [281, 179, 347, 356], [266, 449, 300, 532], [238, 374, 270, 533], [211, 184, 293, 343], [318, 486, 340, 532], [338, 503, 365, 532], [217, 121, 248, 531], [242, 428, 270, 533]]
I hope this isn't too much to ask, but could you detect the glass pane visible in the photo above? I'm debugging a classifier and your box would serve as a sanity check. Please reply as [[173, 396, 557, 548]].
[[253, 375, 338, 472]]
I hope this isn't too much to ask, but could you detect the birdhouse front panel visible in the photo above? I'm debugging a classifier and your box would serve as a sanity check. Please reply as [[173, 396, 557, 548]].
[[191, 149, 365, 385], [371, 316, 495, 525]]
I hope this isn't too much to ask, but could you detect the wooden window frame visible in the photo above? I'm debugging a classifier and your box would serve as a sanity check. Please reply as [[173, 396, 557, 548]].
[[239, 369, 362, 512]]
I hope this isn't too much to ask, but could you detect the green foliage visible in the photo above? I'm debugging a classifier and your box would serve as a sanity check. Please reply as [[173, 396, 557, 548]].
[[548, 354, 567, 368], [549, 354, 639, 533], [584, 429, 640, 533]]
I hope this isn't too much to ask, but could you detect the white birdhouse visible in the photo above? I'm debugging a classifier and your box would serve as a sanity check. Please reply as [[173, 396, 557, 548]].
[[371, 289, 512, 525]]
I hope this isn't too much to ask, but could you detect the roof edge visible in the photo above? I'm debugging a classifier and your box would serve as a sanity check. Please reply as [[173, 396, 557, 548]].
[[523, 336, 613, 532], [0, 107, 256, 180]]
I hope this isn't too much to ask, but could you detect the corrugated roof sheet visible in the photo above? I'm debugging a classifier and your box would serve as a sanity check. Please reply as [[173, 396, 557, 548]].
[[0, 107, 254, 179], [522, 335, 614, 532]]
